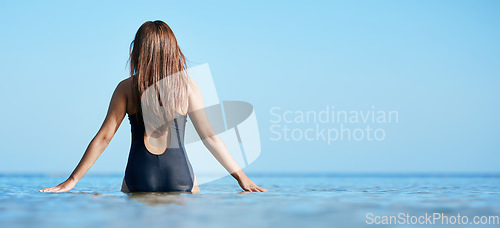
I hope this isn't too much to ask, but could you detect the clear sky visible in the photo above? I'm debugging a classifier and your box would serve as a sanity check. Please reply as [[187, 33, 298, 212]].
[[0, 0, 499, 175]]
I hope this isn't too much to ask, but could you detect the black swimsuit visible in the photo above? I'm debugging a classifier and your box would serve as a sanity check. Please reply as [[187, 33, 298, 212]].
[[124, 113, 194, 192]]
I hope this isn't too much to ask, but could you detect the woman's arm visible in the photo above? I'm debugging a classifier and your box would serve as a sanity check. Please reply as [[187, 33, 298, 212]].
[[39, 80, 128, 193], [187, 77, 268, 192]]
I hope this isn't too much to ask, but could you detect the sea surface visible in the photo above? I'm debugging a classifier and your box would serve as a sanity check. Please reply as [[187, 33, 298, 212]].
[[1, 173, 499, 227]]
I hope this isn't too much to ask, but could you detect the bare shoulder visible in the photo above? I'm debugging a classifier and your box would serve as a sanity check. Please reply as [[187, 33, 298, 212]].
[[186, 77, 206, 113], [115, 77, 135, 114], [114, 77, 132, 98], [187, 77, 201, 97], [117, 77, 132, 90]]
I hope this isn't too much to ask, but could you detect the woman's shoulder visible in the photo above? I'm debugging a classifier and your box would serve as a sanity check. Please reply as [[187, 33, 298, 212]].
[[115, 77, 133, 95], [119, 77, 133, 88], [187, 77, 201, 97], [114, 77, 136, 114]]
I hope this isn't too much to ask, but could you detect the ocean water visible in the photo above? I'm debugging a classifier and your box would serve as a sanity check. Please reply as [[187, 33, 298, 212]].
[[1, 174, 499, 227]]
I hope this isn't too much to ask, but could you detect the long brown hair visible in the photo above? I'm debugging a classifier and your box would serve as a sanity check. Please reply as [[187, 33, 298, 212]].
[[129, 20, 189, 137]]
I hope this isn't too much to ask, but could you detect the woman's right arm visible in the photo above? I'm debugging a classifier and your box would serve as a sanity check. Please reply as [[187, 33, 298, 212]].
[[187, 77, 268, 192]]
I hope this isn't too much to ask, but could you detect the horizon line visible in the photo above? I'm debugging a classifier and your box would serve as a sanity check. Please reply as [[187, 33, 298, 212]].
[[1, 171, 499, 178]]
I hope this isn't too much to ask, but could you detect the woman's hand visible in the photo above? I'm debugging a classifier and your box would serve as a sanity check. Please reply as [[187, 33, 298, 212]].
[[237, 177, 269, 192], [39, 178, 77, 193]]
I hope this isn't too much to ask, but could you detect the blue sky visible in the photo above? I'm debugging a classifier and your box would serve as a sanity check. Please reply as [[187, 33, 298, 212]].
[[0, 0, 499, 174]]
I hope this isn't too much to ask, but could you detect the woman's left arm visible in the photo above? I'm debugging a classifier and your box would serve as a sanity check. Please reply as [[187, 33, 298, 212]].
[[39, 80, 128, 193]]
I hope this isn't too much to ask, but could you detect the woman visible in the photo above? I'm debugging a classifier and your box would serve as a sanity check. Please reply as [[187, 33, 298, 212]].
[[39, 20, 268, 193]]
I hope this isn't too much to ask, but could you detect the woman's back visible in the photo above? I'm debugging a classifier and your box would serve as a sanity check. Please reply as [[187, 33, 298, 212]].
[[118, 77, 193, 192], [124, 112, 194, 192]]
